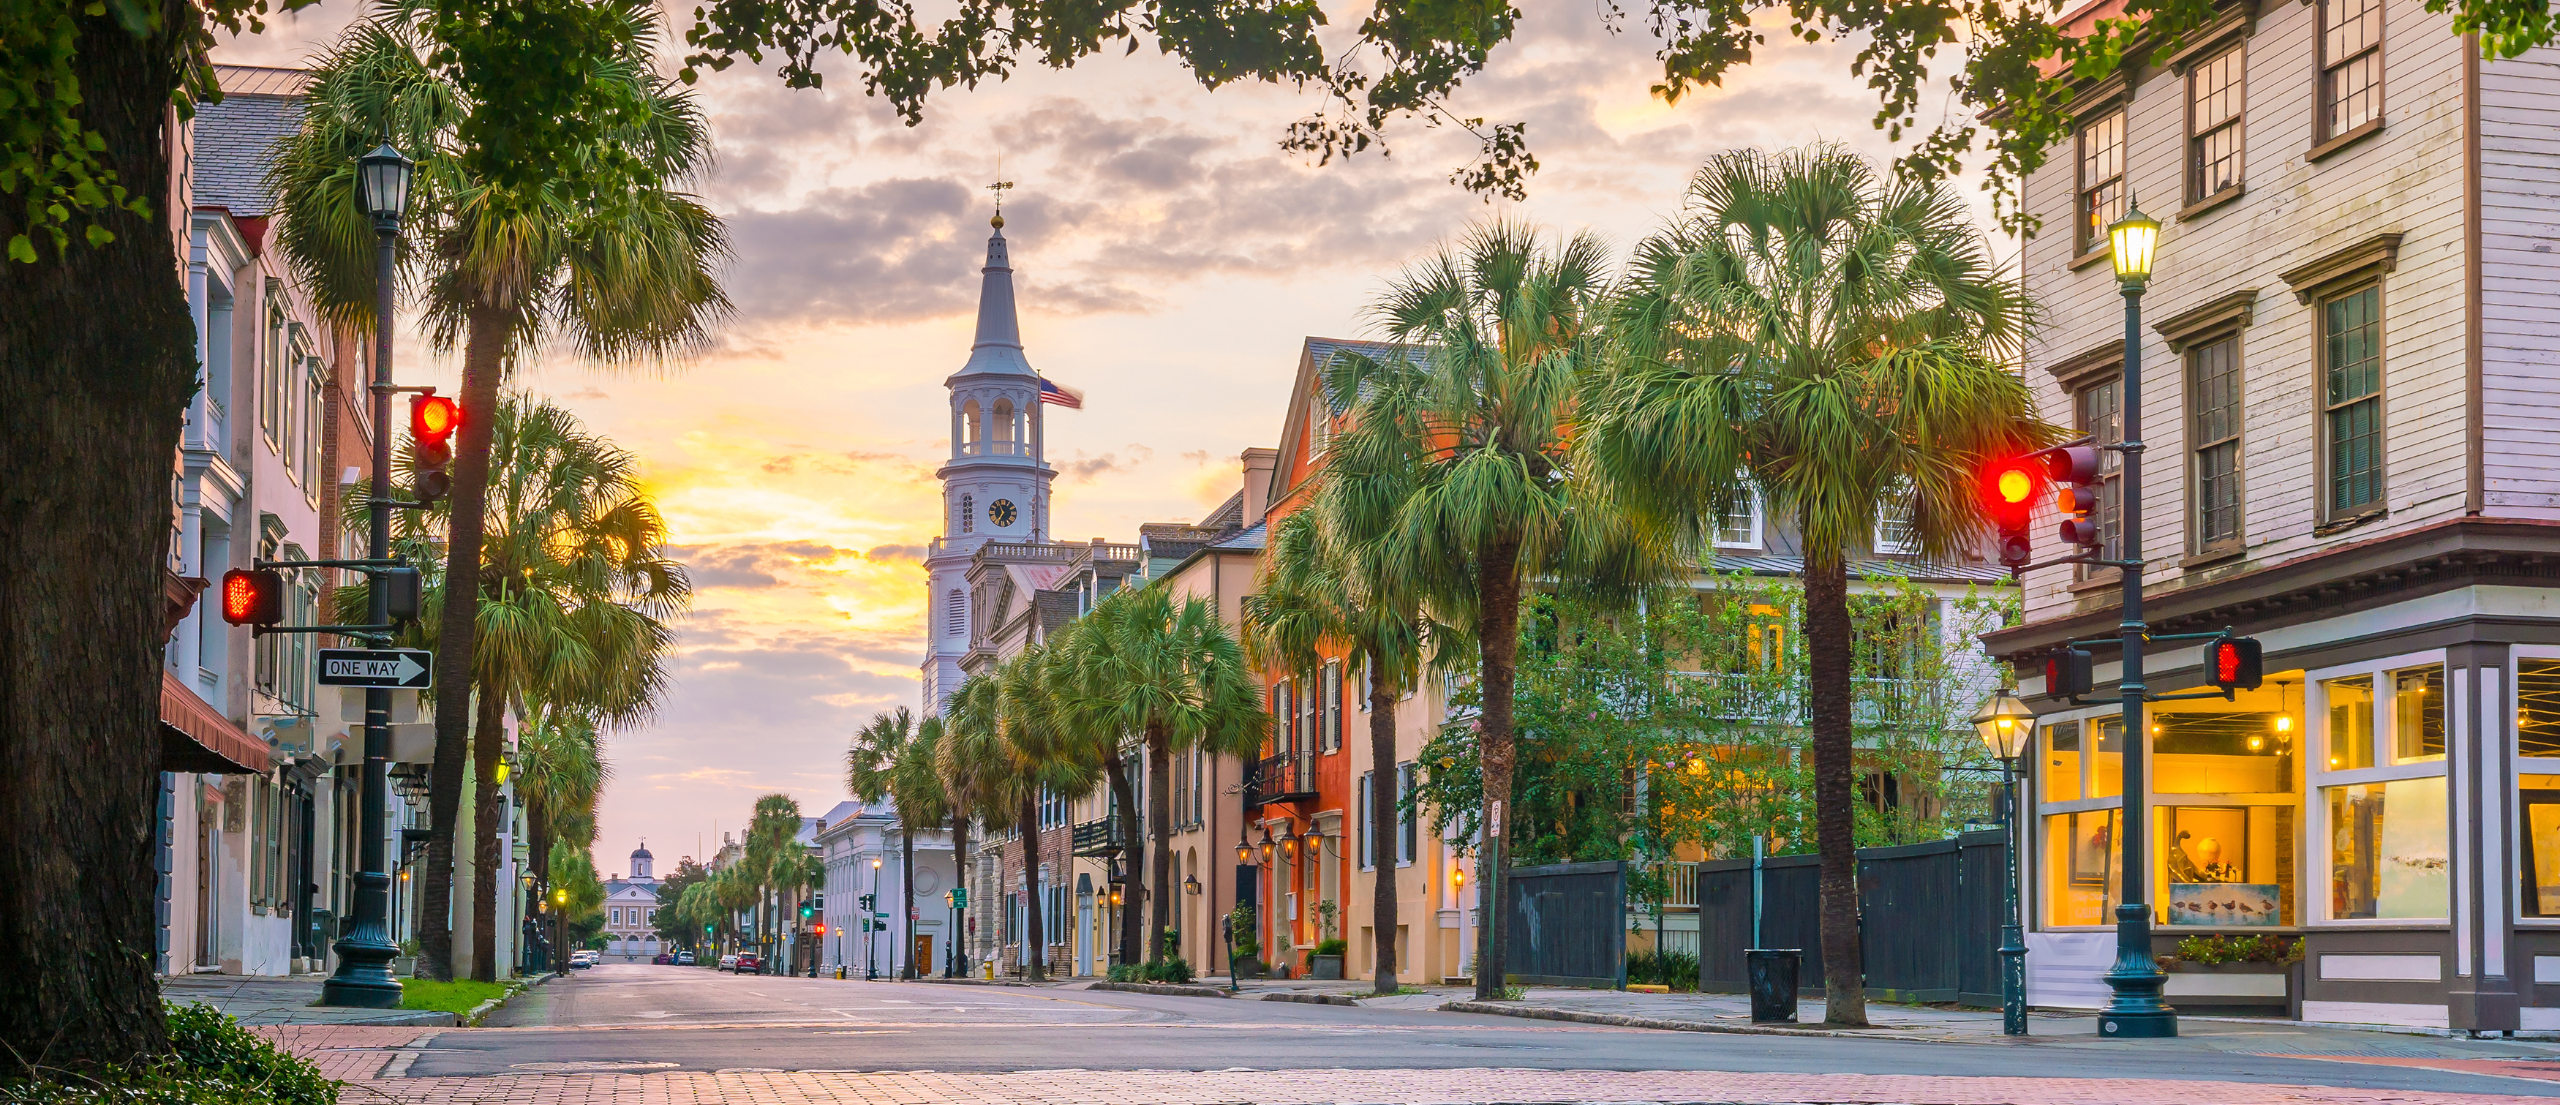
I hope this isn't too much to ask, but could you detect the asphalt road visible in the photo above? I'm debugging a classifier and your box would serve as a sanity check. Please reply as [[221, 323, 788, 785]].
[[436, 963, 2558, 1096]]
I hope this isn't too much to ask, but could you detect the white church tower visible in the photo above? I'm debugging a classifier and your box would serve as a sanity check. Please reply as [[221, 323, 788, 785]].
[[921, 205, 1054, 712]]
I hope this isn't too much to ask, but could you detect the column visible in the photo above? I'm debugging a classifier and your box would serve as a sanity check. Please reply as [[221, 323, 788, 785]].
[[2450, 641, 2520, 1031]]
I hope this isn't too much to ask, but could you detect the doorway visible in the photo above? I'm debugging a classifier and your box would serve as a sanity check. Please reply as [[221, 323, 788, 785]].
[[1076, 899, 1092, 976], [912, 933, 932, 975], [195, 792, 219, 970]]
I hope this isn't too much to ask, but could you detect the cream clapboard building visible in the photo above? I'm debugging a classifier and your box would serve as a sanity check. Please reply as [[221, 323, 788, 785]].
[[1987, 0, 2560, 1031]]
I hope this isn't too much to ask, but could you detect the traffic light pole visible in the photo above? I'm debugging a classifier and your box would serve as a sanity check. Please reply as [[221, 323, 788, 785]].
[[319, 214, 404, 1008], [2097, 273, 2175, 1038]]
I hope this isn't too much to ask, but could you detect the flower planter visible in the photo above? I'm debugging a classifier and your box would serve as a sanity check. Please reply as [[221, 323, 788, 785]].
[[1310, 954, 1344, 981], [2161, 959, 2291, 1008]]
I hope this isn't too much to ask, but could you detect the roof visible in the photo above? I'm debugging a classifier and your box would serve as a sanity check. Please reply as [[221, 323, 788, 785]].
[[1209, 521, 1267, 552], [1198, 491, 1245, 531], [951, 222, 1036, 380], [1032, 590, 1083, 635], [192, 72, 307, 218]]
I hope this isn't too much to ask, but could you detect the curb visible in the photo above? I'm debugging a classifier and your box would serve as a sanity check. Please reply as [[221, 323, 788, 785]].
[[1088, 981, 1232, 999], [1258, 991, 1359, 1006], [907, 975, 1041, 987], [1435, 1001, 1958, 1040]]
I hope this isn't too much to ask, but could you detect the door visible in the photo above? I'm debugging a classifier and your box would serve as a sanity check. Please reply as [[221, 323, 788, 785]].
[[1076, 902, 1092, 976], [195, 800, 218, 969], [912, 933, 933, 975]]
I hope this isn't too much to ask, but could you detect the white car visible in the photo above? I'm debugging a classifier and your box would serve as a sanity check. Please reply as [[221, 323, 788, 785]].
[[718, 953, 739, 971], [570, 950, 600, 969]]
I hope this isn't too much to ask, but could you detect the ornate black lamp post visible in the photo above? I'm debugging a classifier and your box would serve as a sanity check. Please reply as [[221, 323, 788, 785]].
[[318, 143, 414, 1008], [1972, 692, 2038, 1036], [2098, 200, 2175, 1038]]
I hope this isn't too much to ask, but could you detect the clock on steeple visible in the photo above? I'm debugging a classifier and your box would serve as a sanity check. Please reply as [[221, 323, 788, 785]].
[[988, 498, 1018, 527]]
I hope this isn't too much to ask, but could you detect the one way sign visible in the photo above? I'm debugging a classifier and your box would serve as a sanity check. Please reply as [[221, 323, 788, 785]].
[[317, 648, 435, 690]]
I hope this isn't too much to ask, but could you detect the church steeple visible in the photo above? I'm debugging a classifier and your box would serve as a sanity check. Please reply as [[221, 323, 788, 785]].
[[969, 215, 1022, 353]]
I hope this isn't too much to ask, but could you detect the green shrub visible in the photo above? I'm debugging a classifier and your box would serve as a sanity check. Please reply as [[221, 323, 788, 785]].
[[2, 1003, 340, 1105], [1106, 963, 1143, 982], [1142, 957, 1195, 984], [1312, 937, 1347, 958], [1625, 950, 1701, 991], [2173, 933, 2300, 966]]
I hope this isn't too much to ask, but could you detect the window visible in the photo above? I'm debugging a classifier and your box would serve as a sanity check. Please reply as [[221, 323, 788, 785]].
[[1321, 661, 1342, 753], [2324, 674, 2374, 770], [2521, 659, 2560, 758], [1714, 488, 1761, 549], [1308, 394, 1331, 458], [1357, 773, 1375, 870], [1397, 763, 1418, 864], [1272, 681, 1293, 757], [958, 494, 974, 535], [2320, 285, 2384, 518], [2324, 778, 2448, 919], [261, 301, 285, 441], [2187, 336, 2243, 551], [1872, 498, 1917, 556], [945, 590, 966, 639], [2387, 665, 2443, 764], [2187, 45, 2245, 202], [1300, 675, 1320, 756], [2076, 108, 2127, 255], [303, 357, 325, 502], [2314, 655, 2450, 922], [2318, 0, 2383, 143], [2075, 378, 2124, 577]]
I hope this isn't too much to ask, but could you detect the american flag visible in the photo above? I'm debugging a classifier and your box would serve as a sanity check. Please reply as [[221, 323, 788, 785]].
[[1038, 377, 1084, 409]]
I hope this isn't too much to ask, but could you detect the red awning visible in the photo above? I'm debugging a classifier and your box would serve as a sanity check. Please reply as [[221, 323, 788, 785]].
[[161, 670, 270, 775]]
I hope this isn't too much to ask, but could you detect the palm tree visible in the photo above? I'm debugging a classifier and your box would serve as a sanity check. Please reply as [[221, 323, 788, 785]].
[[272, 2, 728, 980], [517, 708, 607, 919], [1244, 507, 1437, 993], [993, 648, 1105, 980], [745, 794, 806, 973], [937, 674, 1013, 977], [1321, 221, 1627, 1000], [1583, 146, 2044, 1026], [1062, 588, 1267, 970], [849, 707, 951, 979]]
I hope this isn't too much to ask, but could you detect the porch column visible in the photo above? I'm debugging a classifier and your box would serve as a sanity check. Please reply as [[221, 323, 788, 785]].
[[2450, 640, 2520, 1031]]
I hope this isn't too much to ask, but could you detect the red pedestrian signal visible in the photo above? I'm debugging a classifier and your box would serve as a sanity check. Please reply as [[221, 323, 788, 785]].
[[812, 923, 826, 936], [2045, 647, 2094, 698], [1983, 458, 2041, 569], [220, 568, 286, 626], [2204, 635, 2263, 692], [2048, 445, 2104, 551], [409, 394, 460, 504]]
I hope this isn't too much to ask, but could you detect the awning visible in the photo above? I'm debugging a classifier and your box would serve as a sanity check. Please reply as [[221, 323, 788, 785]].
[[161, 670, 270, 775]]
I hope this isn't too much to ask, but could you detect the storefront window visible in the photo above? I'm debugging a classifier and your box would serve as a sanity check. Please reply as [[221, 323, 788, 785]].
[[2324, 674, 2374, 770], [2153, 709, 2294, 794], [2325, 778, 2450, 919], [2389, 665, 2445, 764], [2521, 776, 2560, 916], [2044, 721, 2083, 802], [2090, 716, 2124, 799], [2045, 809, 2120, 926], [2521, 660, 2560, 758], [2161, 805, 2296, 925]]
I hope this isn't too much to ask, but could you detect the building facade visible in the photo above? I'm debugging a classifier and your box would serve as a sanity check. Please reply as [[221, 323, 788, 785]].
[[1987, 0, 2560, 1031], [601, 844, 663, 958]]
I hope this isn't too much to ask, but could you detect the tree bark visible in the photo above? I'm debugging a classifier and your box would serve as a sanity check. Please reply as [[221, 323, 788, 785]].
[[469, 678, 505, 982], [1804, 551, 1866, 1026], [901, 828, 917, 979], [948, 814, 970, 977], [0, 1, 195, 1066], [1369, 674, 1401, 994], [1017, 791, 1046, 980], [1473, 535, 1521, 1002], [1103, 754, 1144, 967], [1146, 721, 1173, 963], [421, 301, 510, 981]]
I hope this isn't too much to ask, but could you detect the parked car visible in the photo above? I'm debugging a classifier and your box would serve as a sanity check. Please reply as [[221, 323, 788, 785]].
[[675, 951, 695, 966], [652, 953, 673, 965], [718, 953, 739, 971], [569, 950, 598, 970], [731, 953, 761, 974]]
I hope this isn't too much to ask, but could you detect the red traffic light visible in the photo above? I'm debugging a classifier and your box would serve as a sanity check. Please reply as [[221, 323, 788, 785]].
[[410, 394, 460, 445], [2045, 647, 2093, 698], [1983, 458, 2042, 568], [220, 568, 285, 626], [2205, 635, 2264, 691], [812, 923, 826, 936]]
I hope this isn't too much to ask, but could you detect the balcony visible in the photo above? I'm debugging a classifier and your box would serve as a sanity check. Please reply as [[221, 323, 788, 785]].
[[1674, 673, 1942, 726], [960, 440, 1034, 458], [1247, 752, 1317, 807], [1070, 817, 1124, 857]]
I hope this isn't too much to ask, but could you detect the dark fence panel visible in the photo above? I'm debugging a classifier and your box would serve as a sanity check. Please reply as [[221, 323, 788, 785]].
[[1857, 838, 1961, 1002], [1504, 861, 1626, 988], [1690, 833, 2009, 1007], [1757, 856, 1826, 988], [1955, 829, 2007, 1007], [1695, 860, 1751, 992]]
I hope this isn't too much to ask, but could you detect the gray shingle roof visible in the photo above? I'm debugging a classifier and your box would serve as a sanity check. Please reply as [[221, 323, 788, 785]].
[[192, 91, 304, 217], [1208, 521, 1267, 552]]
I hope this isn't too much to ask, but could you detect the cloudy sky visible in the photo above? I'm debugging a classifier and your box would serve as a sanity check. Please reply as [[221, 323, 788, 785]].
[[216, 2, 1983, 877]]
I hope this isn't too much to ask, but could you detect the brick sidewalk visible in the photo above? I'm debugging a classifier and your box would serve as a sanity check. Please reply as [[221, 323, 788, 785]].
[[251, 1030, 2555, 1105]]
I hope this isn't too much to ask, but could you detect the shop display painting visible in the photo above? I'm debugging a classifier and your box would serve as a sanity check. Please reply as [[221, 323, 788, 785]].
[[2169, 882, 2281, 926]]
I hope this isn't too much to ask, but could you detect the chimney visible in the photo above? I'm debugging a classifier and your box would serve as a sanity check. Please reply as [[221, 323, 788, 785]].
[[1240, 447, 1279, 528]]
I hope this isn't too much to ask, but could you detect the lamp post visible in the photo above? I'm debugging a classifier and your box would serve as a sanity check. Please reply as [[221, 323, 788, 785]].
[[868, 855, 883, 980], [552, 887, 571, 975], [319, 143, 415, 1008], [1972, 692, 2038, 1037], [2098, 200, 2175, 1038]]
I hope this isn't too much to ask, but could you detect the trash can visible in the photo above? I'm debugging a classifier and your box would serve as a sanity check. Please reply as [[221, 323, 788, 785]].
[[1746, 948, 1800, 1024]]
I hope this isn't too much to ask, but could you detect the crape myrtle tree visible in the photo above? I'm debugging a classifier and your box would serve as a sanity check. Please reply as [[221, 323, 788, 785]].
[[12, 0, 2558, 1071]]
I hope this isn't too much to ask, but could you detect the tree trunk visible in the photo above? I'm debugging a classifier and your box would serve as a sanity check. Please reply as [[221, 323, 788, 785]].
[[421, 301, 510, 981], [1804, 551, 1866, 1026], [1473, 535, 1521, 1002], [469, 677, 505, 982], [1146, 722, 1173, 963], [1369, 673, 1401, 994], [901, 828, 917, 979], [948, 814, 970, 977], [1017, 791, 1046, 981], [1103, 754, 1144, 967], [0, 1, 195, 1065]]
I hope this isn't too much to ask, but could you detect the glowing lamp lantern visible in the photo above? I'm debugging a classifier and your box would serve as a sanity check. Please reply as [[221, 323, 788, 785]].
[[2109, 204, 2161, 287], [358, 144, 416, 224], [1970, 692, 2037, 763]]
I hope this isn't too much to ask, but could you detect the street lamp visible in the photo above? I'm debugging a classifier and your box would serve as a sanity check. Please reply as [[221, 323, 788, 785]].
[[319, 142, 417, 1009], [868, 855, 883, 981], [552, 887, 571, 976], [1971, 692, 2037, 1037], [2097, 198, 2175, 1039]]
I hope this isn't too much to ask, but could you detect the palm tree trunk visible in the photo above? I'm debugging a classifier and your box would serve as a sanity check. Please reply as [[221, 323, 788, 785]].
[[1804, 551, 1866, 1026], [1103, 755, 1144, 967], [1369, 672, 1401, 993], [1018, 792, 1046, 981], [1473, 535, 1522, 1002], [0, 4, 194, 1061], [1146, 722, 1174, 963], [469, 677, 506, 982], [901, 827, 918, 979], [949, 814, 971, 977], [422, 300, 510, 981]]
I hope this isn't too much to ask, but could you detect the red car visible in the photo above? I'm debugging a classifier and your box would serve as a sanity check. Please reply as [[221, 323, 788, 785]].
[[730, 953, 762, 973]]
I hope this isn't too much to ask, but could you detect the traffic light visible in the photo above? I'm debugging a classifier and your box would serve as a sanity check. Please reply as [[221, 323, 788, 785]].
[[2047, 445, 2104, 551], [799, 900, 814, 920], [410, 393, 460, 504], [812, 922, 826, 936], [2045, 647, 2094, 699], [1983, 457, 2041, 569], [380, 565, 422, 622], [2204, 634, 2264, 692], [219, 568, 285, 627]]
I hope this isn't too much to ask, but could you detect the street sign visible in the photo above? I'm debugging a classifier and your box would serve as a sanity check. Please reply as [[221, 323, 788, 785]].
[[317, 648, 434, 689]]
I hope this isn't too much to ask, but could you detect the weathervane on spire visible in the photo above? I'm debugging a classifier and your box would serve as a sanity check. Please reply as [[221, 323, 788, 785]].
[[988, 156, 1013, 228]]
